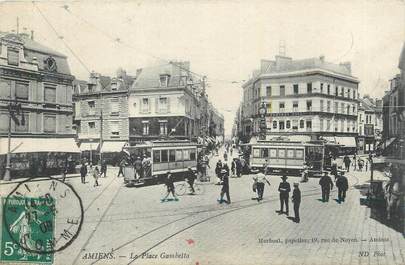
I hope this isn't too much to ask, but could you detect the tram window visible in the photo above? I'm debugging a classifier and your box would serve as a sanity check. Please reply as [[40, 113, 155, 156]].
[[296, 149, 304, 159], [169, 150, 176, 162], [175, 150, 183, 161], [190, 149, 196, 160], [183, 149, 190, 161], [287, 149, 294, 158], [278, 149, 286, 158], [253, 148, 260, 158], [261, 148, 269, 158], [161, 150, 168, 162], [269, 148, 277, 158], [153, 150, 161, 163]]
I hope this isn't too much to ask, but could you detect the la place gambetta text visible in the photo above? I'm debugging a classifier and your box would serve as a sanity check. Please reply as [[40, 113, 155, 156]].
[[130, 252, 190, 259]]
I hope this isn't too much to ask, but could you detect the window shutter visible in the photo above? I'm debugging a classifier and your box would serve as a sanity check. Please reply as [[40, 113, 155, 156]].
[[148, 98, 152, 113], [0, 80, 11, 98], [155, 97, 159, 114], [167, 97, 170, 113]]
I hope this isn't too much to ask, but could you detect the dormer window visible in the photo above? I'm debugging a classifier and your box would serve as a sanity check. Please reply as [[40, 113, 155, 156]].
[[160, 74, 170, 87], [111, 82, 118, 91], [7, 47, 19, 66]]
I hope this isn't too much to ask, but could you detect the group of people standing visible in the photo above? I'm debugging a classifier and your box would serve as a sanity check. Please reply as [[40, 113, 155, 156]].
[[79, 160, 108, 187], [342, 153, 373, 173], [318, 171, 349, 203]]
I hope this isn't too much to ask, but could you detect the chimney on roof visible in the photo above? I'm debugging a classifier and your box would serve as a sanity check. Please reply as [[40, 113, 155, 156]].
[[116, 68, 126, 79], [275, 55, 292, 70], [319, 55, 325, 62], [376, 99, 383, 108], [260, 59, 273, 73], [339, 61, 351, 74], [31, 30, 34, 40], [136, 68, 142, 77]]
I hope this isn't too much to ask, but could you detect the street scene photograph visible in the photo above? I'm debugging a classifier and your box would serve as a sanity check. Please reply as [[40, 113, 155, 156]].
[[0, 0, 404, 265]]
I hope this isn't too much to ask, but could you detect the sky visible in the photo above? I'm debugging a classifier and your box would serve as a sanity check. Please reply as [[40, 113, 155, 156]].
[[1, 0, 404, 136]]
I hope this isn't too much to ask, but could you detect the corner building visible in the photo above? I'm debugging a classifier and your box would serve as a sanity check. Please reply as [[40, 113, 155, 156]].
[[0, 32, 78, 178], [241, 55, 359, 147], [128, 62, 205, 144]]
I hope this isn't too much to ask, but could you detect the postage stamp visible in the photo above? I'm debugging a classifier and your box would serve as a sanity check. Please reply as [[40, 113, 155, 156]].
[[1, 177, 84, 264], [1, 196, 55, 263]]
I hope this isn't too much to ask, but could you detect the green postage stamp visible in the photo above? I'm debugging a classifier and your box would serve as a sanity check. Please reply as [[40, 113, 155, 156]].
[[1, 196, 55, 264]]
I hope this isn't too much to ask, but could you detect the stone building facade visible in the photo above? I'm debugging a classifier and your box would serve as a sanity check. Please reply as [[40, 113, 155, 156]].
[[73, 69, 133, 163], [128, 62, 210, 144], [241, 55, 359, 148], [0, 32, 78, 178]]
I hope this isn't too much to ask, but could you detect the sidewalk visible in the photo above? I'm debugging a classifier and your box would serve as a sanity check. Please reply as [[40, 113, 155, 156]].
[[0, 165, 120, 185]]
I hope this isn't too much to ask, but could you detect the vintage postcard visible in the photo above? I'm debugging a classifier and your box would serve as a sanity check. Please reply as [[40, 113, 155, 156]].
[[0, 0, 404, 264]]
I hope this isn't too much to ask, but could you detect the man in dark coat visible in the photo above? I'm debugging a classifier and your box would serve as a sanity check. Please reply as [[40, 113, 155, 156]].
[[331, 158, 338, 179], [218, 169, 231, 204], [336, 173, 349, 203], [80, 163, 87, 184], [278, 175, 291, 215], [343, 155, 351, 172], [161, 171, 178, 202], [319, 172, 334, 202], [291, 183, 301, 223], [186, 167, 197, 194], [134, 156, 143, 180], [235, 158, 242, 177], [100, 160, 107, 178], [215, 160, 222, 182]]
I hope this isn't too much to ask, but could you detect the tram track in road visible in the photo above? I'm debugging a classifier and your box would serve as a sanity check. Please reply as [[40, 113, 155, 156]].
[[89, 175, 360, 265], [70, 176, 124, 265]]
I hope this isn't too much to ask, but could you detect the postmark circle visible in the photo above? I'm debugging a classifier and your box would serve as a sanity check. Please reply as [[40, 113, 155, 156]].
[[2, 176, 84, 255]]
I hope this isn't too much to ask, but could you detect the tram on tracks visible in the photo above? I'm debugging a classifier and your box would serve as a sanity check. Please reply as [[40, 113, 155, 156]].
[[122, 140, 199, 186], [246, 139, 341, 176]]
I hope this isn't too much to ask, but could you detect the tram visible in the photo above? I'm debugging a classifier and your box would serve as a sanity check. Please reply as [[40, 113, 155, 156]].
[[122, 140, 198, 186], [247, 139, 341, 176]]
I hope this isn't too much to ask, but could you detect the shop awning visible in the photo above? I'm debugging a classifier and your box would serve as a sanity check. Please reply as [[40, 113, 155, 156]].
[[384, 137, 396, 148], [100, 141, 126, 153], [323, 136, 356, 147], [0, 138, 80, 155], [79, 142, 99, 151]]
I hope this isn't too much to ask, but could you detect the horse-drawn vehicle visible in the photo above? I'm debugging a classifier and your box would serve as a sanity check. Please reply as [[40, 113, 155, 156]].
[[122, 140, 198, 186]]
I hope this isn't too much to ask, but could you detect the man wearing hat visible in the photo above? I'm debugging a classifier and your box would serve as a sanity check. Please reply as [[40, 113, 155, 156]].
[[218, 168, 231, 204], [335, 171, 348, 203], [319, 171, 334, 202], [278, 175, 291, 215], [161, 171, 178, 202], [291, 183, 301, 223], [134, 156, 143, 180]]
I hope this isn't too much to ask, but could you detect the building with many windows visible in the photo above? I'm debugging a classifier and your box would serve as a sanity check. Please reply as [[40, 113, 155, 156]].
[[357, 96, 383, 154], [0, 32, 79, 179], [73, 69, 134, 164], [240, 55, 360, 148], [128, 61, 219, 144], [128, 62, 201, 143], [382, 42, 405, 160]]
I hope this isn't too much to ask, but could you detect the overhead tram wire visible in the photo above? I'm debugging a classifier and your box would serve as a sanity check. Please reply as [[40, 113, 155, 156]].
[[33, 2, 91, 74], [59, 4, 247, 84]]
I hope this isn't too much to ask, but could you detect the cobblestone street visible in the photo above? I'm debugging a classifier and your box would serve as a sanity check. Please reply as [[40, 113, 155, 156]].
[[1, 150, 401, 265]]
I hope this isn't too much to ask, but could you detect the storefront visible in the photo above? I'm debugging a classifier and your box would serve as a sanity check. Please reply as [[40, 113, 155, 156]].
[[0, 137, 80, 178], [100, 141, 127, 165]]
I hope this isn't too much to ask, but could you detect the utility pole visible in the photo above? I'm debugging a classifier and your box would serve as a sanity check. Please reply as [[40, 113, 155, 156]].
[[16, 17, 19, 35], [99, 107, 103, 164], [3, 102, 12, 181]]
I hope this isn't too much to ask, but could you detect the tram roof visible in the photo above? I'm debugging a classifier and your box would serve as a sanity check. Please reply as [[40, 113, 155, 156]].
[[125, 140, 199, 149], [241, 139, 342, 147]]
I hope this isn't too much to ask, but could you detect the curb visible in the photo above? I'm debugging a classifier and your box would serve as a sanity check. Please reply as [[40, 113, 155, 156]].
[[0, 173, 81, 185]]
